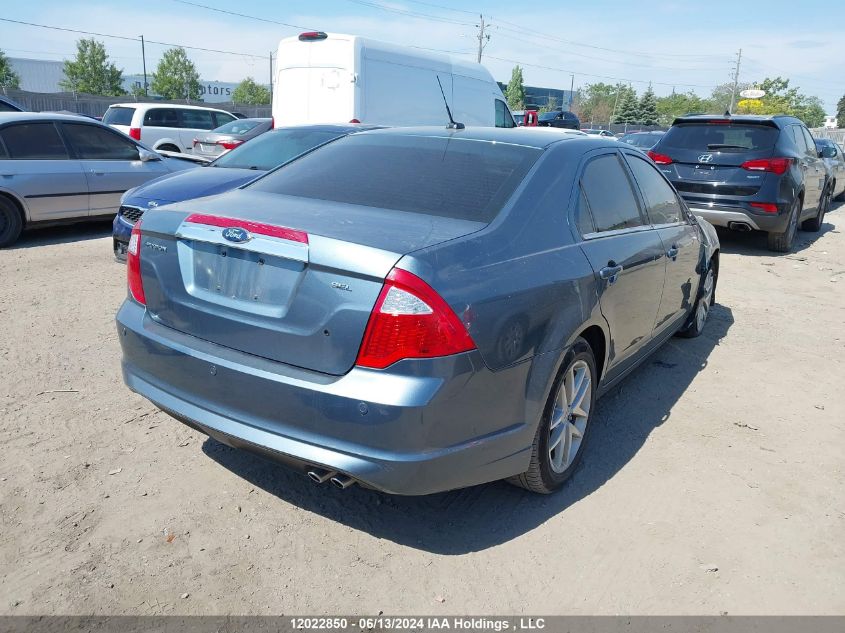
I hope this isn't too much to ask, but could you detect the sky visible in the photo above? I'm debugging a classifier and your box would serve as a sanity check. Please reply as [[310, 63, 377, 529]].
[[1, 0, 843, 111]]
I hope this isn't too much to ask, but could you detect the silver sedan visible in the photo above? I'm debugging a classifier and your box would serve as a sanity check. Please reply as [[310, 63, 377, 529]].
[[0, 112, 198, 247], [191, 118, 272, 160]]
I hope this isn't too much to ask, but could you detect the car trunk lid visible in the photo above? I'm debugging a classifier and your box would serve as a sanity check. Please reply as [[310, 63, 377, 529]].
[[136, 189, 485, 375]]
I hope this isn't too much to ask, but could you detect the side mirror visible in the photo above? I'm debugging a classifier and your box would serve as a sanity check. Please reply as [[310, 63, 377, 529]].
[[138, 148, 162, 162]]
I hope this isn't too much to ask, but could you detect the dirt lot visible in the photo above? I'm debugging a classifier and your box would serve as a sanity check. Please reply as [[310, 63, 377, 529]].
[[1, 206, 843, 616]]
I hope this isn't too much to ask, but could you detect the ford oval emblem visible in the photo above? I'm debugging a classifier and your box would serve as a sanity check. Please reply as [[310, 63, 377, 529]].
[[222, 227, 251, 243]]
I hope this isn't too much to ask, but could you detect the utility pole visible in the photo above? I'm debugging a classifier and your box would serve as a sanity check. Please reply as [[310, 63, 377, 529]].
[[569, 74, 574, 111], [476, 14, 490, 63], [729, 48, 742, 114], [140, 35, 148, 96]]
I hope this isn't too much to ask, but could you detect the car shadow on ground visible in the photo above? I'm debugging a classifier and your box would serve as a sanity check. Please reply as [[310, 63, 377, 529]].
[[202, 305, 734, 554], [10, 220, 113, 250]]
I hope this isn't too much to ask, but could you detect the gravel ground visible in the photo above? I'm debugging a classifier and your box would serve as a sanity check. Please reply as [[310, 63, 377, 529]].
[[1, 206, 843, 615]]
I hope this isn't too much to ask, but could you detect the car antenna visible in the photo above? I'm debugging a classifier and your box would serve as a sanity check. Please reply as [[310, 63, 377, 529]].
[[436, 76, 464, 130]]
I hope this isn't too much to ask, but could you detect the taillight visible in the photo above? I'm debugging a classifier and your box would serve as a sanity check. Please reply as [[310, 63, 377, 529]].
[[750, 202, 779, 213], [129, 127, 141, 141], [647, 150, 673, 165], [349, 118, 361, 124], [355, 268, 476, 369], [127, 221, 146, 305], [219, 139, 244, 150], [741, 157, 792, 175]]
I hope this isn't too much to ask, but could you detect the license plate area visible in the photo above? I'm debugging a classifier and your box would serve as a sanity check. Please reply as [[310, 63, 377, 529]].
[[177, 239, 305, 318]]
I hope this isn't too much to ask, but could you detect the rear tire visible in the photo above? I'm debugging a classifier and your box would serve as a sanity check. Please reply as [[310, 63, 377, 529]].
[[801, 186, 829, 232], [677, 260, 717, 339], [0, 196, 23, 248], [767, 198, 800, 252], [509, 338, 597, 494]]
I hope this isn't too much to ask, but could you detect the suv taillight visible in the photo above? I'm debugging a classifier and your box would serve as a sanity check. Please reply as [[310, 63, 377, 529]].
[[129, 127, 141, 141], [127, 221, 146, 305], [355, 268, 476, 369], [647, 150, 673, 165], [741, 157, 792, 175]]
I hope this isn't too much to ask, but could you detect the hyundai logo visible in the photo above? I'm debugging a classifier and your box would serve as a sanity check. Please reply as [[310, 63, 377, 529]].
[[698, 154, 714, 163], [222, 227, 251, 243], [147, 200, 159, 208]]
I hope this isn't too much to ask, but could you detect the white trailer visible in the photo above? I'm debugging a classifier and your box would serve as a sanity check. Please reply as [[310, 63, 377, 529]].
[[272, 32, 515, 129]]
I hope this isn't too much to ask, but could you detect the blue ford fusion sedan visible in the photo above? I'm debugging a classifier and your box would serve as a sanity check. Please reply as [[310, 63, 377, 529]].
[[112, 124, 376, 259], [117, 127, 719, 495]]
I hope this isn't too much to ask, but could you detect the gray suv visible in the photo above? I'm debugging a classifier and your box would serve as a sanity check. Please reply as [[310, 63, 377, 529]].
[[648, 114, 828, 252]]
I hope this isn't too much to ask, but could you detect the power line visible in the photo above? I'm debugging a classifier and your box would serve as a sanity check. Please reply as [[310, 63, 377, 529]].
[[402, 0, 478, 15], [171, 0, 313, 30], [492, 18, 734, 61], [337, 0, 474, 26], [0, 16, 267, 58]]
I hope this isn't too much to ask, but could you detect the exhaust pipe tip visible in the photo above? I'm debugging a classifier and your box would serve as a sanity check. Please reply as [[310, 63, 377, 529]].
[[728, 221, 752, 232], [307, 469, 336, 484], [330, 474, 355, 490]]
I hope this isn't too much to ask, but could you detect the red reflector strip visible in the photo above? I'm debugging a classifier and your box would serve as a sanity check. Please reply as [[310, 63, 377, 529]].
[[185, 213, 309, 244], [750, 203, 779, 213]]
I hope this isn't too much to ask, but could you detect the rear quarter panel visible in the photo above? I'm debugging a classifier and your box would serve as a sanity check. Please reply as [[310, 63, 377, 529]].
[[402, 142, 605, 437]]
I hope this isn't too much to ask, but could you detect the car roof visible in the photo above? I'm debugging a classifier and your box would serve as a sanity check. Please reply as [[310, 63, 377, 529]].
[[355, 126, 611, 149], [0, 111, 101, 125], [108, 102, 233, 113], [272, 123, 384, 134]]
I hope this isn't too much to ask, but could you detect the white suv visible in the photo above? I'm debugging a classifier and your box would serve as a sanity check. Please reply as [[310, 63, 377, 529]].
[[103, 103, 237, 153]]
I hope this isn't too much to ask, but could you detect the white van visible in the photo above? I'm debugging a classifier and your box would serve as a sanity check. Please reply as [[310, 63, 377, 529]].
[[273, 32, 515, 128], [103, 103, 238, 153]]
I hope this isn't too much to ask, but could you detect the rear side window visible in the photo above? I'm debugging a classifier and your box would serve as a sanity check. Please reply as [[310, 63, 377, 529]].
[[0, 139, 7, 159], [801, 127, 817, 156], [213, 119, 261, 135], [249, 134, 542, 223], [626, 154, 682, 225], [143, 108, 179, 128], [62, 123, 140, 160], [213, 112, 237, 127], [579, 153, 644, 233], [102, 106, 136, 126], [181, 109, 216, 130], [662, 123, 778, 152], [0, 123, 69, 159], [495, 100, 515, 128]]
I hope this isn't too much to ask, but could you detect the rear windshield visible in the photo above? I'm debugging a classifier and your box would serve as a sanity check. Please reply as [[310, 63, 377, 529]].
[[662, 123, 778, 152], [248, 134, 542, 223], [621, 133, 662, 148], [213, 119, 265, 135], [539, 112, 558, 122], [212, 128, 343, 171], [102, 107, 135, 126]]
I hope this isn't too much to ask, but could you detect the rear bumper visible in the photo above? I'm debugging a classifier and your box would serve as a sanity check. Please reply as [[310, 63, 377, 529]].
[[685, 201, 790, 232], [117, 300, 535, 495]]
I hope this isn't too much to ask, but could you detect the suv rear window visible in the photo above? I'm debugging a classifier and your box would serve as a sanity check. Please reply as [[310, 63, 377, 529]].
[[103, 106, 136, 126], [249, 134, 541, 223], [661, 122, 778, 152]]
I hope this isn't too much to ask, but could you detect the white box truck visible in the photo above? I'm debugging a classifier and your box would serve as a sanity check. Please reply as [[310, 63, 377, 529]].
[[272, 32, 515, 128]]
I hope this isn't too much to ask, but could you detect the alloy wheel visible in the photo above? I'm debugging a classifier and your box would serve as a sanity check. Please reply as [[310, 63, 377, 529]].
[[548, 359, 592, 473], [696, 268, 715, 332]]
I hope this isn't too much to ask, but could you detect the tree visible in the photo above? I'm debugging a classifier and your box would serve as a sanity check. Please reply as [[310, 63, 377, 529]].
[[504, 65, 525, 111], [638, 85, 658, 125], [59, 39, 125, 96], [613, 87, 640, 124], [837, 95, 845, 128], [578, 82, 625, 125], [0, 49, 20, 90], [232, 77, 271, 105], [151, 47, 201, 101], [655, 90, 713, 125]]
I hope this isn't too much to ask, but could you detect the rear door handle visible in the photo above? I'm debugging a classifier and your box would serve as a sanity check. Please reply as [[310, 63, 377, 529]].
[[599, 262, 623, 283], [667, 245, 679, 260]]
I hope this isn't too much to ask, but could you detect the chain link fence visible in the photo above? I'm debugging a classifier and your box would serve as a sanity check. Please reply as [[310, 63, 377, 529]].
[[1, 88, 271, 119]]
